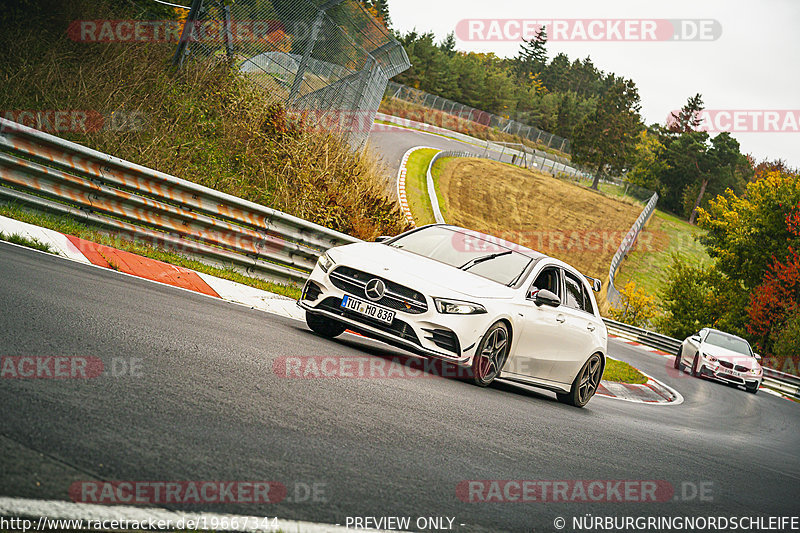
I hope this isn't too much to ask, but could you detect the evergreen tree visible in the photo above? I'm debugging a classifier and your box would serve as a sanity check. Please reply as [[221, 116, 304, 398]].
[[668, 93, 705, 133]]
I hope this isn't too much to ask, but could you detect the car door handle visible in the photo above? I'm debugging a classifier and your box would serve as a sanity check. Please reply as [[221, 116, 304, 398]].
[[556, 314, 565, 323], [587, 323, 596, 331]]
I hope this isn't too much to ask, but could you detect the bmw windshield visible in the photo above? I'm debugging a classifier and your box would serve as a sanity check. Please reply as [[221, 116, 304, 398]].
[[705, 332, 753, 356], [388, 226, 534, 286]]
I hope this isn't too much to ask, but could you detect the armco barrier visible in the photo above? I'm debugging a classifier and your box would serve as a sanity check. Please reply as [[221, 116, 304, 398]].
[[0, 118, 359, 284], [607, 192, 659, 306], [604, 318, 800, 398]]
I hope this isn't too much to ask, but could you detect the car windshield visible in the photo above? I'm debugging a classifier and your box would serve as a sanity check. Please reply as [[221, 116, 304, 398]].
[[704, 332, 753, 355], [388, 226, 534, 286]]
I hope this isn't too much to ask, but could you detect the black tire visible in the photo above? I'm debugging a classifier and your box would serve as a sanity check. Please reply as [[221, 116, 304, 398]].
[[557, 353, 603, 408], [691, 354, 701, 377], [306, 313, 347, 338], [469, 322, 510, 387], [746, 383, 759, 394], [674, 348, 683, 370]]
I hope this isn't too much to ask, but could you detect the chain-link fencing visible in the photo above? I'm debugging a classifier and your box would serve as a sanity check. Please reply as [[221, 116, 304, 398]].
[[174, 0, 410, 149], [384, 81, 571, 153]]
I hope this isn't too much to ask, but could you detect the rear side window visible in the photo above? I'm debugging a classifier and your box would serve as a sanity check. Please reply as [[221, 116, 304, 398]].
[[564, 271, 591, 313]]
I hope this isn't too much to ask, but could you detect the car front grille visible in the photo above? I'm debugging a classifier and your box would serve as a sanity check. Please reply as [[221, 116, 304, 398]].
[[328, 266, 428, 314], [315, 297, 421, 346], [719, 360, 734, 369], [734, 364, 749, 373]]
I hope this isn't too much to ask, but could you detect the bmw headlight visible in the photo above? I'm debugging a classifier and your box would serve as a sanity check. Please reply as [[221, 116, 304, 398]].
[[749, 367, 762, 375], [434, 298, 487, 315], [317, 252, 335, 273], [702, 352, 717, 362]]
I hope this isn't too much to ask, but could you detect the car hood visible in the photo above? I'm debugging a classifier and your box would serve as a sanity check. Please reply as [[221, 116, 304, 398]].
[[701, 343, 759, 369], [328, 242, 518, 299]]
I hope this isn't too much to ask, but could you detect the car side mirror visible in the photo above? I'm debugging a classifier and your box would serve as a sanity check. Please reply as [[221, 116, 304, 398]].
[[690, 335, 701, 343], [374, 236, 391, 243], [754, 353, 762, 362], [532, 289, 561, 308]]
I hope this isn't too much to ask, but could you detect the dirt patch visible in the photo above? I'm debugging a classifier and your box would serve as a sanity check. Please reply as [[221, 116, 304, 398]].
[[437, 158, 643, 310]]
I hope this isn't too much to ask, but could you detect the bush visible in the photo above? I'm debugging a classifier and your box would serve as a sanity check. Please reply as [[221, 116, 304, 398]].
[[770, 311, 800, 375], [656, 256, 747, 340], [609, 281, 658, 328]]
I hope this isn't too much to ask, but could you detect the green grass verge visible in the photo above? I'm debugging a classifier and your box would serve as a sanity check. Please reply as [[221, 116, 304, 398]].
[[603, 358, 649, 384], [0, 204, 301, 299], [0, 231, 59, 255], [404, 148, 439, 225], [430, 156, 456, 221], [615, 210, 711, 297]]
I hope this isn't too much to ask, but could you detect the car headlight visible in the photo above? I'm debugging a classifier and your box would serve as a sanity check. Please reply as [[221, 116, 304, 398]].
[[317, 252, 335, 273], [702, 352, 717, 362], [749, 367, 762, 375], [434, 298, 487, 315]]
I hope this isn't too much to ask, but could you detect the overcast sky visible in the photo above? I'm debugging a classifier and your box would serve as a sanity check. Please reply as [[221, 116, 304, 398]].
[[388, 0, 800, 168]]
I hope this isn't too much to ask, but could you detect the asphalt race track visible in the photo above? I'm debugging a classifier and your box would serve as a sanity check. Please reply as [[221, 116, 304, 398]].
[[1, 242, 799, 532]]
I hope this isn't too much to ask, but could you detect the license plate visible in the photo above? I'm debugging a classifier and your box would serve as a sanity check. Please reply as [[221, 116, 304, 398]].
[[721, 368, 742, 378], [341, 295, 395, 325]]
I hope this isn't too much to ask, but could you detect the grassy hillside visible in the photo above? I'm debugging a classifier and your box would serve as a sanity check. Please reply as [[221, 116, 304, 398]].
[[434, 157, 643, 310], [0, 0, 408, 241], [614, 210, 711, 296]]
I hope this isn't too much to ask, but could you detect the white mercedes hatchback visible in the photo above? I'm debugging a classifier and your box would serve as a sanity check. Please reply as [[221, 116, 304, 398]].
[[297, 224, 608, 407]]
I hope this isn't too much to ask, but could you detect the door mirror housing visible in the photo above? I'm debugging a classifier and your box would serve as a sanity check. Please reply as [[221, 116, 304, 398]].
[[690, 334, 701, 343], [531, 289, 561, 308], [754, 353, 762, 362]]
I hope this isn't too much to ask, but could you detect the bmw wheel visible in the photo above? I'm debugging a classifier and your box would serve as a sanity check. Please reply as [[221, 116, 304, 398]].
[[306, 313, 347, 338], [746, 383, 759, 394], [470, 322, 509, 387], [557, 353, 603, 408], [674, 348, 683, 370]]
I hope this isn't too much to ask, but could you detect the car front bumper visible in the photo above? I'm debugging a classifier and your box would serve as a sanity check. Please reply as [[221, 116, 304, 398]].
[[699, 363, 762, 388], [297, 265, 498, 365]]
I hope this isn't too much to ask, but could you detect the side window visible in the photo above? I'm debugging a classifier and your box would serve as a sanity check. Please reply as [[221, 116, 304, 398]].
[[581, 282, 596, 315], [529, 267, 560, 298], [564, 272, 590, 313]]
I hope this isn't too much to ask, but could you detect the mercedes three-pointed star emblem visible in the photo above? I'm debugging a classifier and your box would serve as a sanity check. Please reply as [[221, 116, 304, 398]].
[[365, 278, 386, 301]]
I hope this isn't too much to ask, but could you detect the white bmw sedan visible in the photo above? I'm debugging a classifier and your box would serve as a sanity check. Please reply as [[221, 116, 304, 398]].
[[297, 224, 608, 407], [675, 328, 763, 393]]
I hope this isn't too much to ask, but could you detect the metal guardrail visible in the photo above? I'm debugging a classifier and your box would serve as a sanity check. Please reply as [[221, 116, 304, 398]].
[[604, 318, 682, 355], [0, 118, 359, 284], [607, 192, 659, 306], [604, 318, 800, 398]]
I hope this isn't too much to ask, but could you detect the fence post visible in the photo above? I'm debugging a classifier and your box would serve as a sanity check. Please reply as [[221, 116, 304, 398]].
[[172, 0, 204, 67], [287, 0, 346, 105]]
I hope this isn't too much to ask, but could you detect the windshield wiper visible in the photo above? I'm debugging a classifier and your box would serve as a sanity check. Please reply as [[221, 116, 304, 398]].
[[458, 250, 512, 271]]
